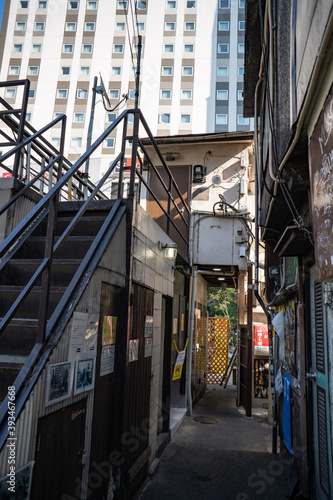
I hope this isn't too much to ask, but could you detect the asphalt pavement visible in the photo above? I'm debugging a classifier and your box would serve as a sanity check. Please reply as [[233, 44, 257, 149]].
[[134, 385, 291, 500]]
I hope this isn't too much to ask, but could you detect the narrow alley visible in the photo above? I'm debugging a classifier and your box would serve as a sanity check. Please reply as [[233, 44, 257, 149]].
[[135, 385, 290, 500]]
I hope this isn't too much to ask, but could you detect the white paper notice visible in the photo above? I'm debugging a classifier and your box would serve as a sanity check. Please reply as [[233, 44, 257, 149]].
[[144, 338, 152, 358], [100, 345, 115, 376], [68, 312, 89, 362], [272, 310, 285, 342], [83, 314, 99, 357]]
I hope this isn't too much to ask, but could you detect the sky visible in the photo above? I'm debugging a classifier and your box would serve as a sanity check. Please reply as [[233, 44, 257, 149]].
[[0, 0, 4, 30]]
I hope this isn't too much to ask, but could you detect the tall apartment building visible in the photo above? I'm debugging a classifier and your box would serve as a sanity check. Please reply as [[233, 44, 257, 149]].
[[0, 0, 253, 182]]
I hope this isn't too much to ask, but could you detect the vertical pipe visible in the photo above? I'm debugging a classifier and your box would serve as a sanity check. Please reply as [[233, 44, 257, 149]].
[[129, 110, 140, 200], [246, 265, 253, 417], [187, 265, 197, 416], [13, 80, 30, 178], [134, 35, 142, 109], [84, 76, 98, 199], [118, 114, 128, 199]]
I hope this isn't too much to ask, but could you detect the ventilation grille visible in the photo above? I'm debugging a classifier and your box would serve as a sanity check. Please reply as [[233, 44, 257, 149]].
[[317, 387, 329, 495], [315, 282, 325, 373]]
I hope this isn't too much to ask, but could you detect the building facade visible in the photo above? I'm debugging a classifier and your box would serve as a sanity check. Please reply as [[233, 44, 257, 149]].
[[244, 0, 333, 498], [0, 0, 253, 185]]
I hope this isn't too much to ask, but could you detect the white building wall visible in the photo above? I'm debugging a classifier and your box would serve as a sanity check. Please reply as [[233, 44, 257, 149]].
[[0, 0, 250, 185]]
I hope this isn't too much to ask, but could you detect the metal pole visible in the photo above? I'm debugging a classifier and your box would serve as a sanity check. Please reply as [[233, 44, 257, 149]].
[[246, 265, 253, 417], [84, 75, 98, 199], [135, 35, 142, 109], [187, 265, 197, 416]]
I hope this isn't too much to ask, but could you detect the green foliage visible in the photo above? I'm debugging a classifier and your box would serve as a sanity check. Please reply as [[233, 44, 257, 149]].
[[207, 287, 238, 346]]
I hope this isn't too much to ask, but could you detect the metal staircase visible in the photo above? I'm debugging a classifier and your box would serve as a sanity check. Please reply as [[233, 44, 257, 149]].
[[0, 79, 190, 452]]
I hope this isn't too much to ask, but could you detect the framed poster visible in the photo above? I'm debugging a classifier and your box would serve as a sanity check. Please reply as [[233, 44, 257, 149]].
[[74, 358, 95, 395], [102, 316, 117, 345], [45, 362, 73, 406]]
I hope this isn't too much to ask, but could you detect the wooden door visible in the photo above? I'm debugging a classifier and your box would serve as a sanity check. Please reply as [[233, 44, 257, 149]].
[[89, 283, 124, 500], [31, 398, 86, 499], [310, 270, 333, 499], [124, 283, 154, 498]]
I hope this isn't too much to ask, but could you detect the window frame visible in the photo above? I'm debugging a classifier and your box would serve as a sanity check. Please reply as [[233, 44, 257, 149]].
[[186, 1, 195, 8], [113, 44, 124, 53], [158, 113, 170, 124], [38, 1, 47, 8], [15, 22, 26, 31], [167, 0, 176, 7], [111, 66, 122, 75], [9, 66, 20, 76], [216, 113, 228, 125], [237, 114, 249, 125], [116, 22, 125, 31], [61, 66, 71, 75], [181, 114, 191, 123], [82, 43, 93, 53], [20, 1, 29, 8], [68, 0, 79, 9], [238, 89, 244, 100], [164, 44, 174, 53], [217, 66, 228, 76], [28, 65, 39, 75], [182, 66, 193, 76], [216, 89, 228, 100], [160, 89, 172, 99], [76, 89, 88, 99], [106, 113, 117, 123], [239, 21, 245, 31], [28, 89, 36, 99], [238, 43, 245, 53], [13, 44, 23, 53], [80, 66, 90, 75], [5, 88, 16, 99], [32, 44, 42, 53], [117, 1, 127, 9], [71, 137, 82, 148], [34, 21, 45, 31], [109, 89, 120, 99], [219, 0, 230, 8], [185, 21, 195, 31], [165, 22, 176, 31], [218, 21, 229, 31], [74, 112, 85, 123], [238, 66, 244, 76], [162, 66, 173, 76], [184, 44, 194, 53], [104, 137, 115, 148], [181, 89, 192, 99], [218, 43, 229, 54], [87, 1, 97, 9], [63, 43, 74, 53], [56, 89, 68, 99], [65, 21, 76, 31]]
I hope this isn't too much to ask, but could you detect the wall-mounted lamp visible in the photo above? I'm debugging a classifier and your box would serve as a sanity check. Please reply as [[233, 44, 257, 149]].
[[163, 152, 180, 161], [192, 164, 206, 183], [158, 241, 177, 260]]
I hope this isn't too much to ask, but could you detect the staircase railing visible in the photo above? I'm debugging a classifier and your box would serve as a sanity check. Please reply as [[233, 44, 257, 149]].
[[0, 82, 191, 448]]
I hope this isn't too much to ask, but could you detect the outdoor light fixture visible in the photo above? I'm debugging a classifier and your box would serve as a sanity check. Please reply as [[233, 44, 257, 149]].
[[158, 241, 177, 260], [192, 164, 206, 183], [213, 267, 222, 271], [218, 277, 225, 280]]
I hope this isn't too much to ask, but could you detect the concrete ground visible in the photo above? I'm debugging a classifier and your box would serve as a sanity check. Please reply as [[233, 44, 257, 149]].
[[135, 385, 291, 500]]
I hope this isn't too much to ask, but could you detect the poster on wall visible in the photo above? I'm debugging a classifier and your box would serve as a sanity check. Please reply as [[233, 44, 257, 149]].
[[144, 338, 153, 358], [144, 315, 153, 338], [0, 461, 34, 500], [68, 312, 98, 361], [45, 361, 73, 406], [129, 339, 139, 362], [283, 371, 293, 455], [100, 345, 115, 376], [102, 316, 117, 345], [74, 358, 95, 395], [284, 300, 297, 377]]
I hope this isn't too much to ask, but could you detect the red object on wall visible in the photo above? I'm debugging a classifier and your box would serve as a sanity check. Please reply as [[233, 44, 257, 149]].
[[254, 324, 269, 355]]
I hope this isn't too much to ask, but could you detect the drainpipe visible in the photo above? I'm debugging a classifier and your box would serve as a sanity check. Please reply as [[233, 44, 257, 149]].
[[187, 265, 197, 416], [254, 78, 277, 454]]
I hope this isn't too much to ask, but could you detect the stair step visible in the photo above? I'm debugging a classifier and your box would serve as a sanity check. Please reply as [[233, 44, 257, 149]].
[[0, 286, 66, 319], [13, 236, 94, 259], [0, 318, 37, 355], [2, 259, 82, 286], [0, 354, 29, 366], [32, 215, 107, 238]]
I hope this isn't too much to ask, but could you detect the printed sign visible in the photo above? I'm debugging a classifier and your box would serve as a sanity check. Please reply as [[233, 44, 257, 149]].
[[102, 316, 117, 345], [100, 345, 115, 376], [46, 361, 73, 406], [172, 350, 186, 380], [144, 316, 153, 338], [254, 324, 269, 355], [74, 358, 95, 395], [129, 339, 139, 362]]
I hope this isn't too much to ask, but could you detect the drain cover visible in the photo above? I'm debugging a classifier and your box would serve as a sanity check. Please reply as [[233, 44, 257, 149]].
[[193, 416, 218, 424]]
